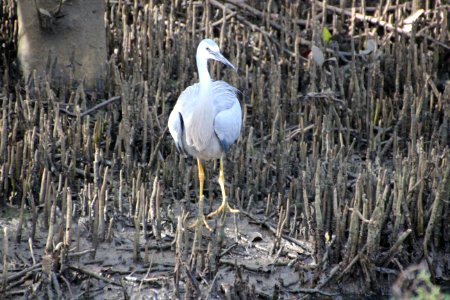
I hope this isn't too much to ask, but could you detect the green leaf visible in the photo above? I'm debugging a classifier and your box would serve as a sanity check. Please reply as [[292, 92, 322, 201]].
[[322, 27, 332, 44]]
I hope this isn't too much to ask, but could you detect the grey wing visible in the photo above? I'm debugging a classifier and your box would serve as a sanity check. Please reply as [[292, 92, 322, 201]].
[[168, 108, 185, 154], [213, 81, 242, 152], [168, 84, 200, 154]]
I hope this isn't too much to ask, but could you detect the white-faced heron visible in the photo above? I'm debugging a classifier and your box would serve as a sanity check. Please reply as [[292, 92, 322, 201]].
[[168, 39, 241, 228]]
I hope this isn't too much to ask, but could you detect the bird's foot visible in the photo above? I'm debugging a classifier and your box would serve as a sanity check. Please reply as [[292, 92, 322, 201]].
[[207, 198, 239, 218], [188, 213, 212, 231]]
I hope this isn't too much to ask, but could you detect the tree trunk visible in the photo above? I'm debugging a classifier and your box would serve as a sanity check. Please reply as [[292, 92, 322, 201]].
[[17, 0, 106, 90]]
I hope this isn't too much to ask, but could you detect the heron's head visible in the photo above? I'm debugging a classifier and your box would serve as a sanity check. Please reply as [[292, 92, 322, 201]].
[[198, 39, 236, 70]]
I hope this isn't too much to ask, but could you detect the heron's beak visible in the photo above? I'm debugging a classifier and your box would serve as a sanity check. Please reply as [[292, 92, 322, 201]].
[[214, 52, 236, 71]]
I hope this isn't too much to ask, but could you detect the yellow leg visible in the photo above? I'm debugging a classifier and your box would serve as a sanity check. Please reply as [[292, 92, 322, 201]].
[[198, 159, 204, 198], [189, 159, 211, 231], [207, 158, 239, 218]]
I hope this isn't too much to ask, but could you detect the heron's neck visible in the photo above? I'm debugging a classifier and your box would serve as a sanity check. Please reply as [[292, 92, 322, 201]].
[[196, 55, 212, 91]]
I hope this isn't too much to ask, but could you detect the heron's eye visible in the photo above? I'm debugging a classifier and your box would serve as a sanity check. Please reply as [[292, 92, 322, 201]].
[[206, 47, 210, 51]]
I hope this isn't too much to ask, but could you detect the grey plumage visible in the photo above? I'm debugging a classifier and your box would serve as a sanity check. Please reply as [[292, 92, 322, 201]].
[[168, 39, 242, 161]]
